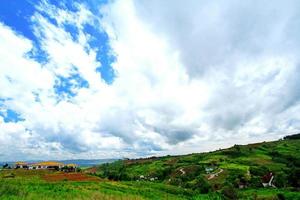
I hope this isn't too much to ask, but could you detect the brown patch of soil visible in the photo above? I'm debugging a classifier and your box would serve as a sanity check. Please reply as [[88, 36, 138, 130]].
[[84, 167, 97, 174], [43, 172, 100, 182], [165, 158, 178, 165], [124, 156, 160, 165]]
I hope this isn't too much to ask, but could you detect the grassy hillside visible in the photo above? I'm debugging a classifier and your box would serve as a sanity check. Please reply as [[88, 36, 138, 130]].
[[0, 135, 299, 199], [92, 135, 300, 199], [0, 169, 223, 199]]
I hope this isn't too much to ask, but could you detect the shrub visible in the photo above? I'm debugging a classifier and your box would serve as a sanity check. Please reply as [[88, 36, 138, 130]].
[[2, 163, 8, 169], [221, 184, 238, 200], [249, 166, 269, 176], [274, 172, 287, 188], [283, 133, 300, 140], [249, 176, 262, 188], [226, 169, 248, 188], [169, 178, 182, 186], [288, 167, 300, 187], [277, 193, 286, 200], [193, 176, 211, 194]]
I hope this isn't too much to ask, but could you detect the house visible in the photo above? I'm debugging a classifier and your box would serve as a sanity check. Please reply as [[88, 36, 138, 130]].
[[32, 161, 65, 170], [13, 161, 79, 172], [238, 180, 248, 189], [205, 167, 214, 174], [15, 162, 28, 169], [262, 172, 275, 187], [66, 163, 77, 169], [63, 163, 78, 172]]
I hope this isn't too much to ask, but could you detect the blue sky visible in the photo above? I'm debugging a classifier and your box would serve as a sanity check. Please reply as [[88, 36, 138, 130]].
[[0, 0, 114, 85], [0, 0, 300, 161], [0, 0, 115, 121]]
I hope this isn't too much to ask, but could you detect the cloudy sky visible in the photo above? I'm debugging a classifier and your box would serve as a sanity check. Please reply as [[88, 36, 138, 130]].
[[1, 0, 300, 161]]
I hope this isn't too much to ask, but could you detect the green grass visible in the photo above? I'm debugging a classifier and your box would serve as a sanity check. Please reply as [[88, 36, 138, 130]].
[[1, 137, 300, 199], [94, 138, 300, 199], [0, 169, 222, 200], [239, 188, 300, 200]]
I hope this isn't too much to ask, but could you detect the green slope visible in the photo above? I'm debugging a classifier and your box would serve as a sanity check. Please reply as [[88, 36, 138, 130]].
[[92, 134, 300, 199], [1, 135, 298, 200]]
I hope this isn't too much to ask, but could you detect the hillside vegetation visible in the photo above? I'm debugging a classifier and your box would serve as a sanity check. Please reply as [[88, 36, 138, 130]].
[[0, 134, 299, 199], [92, 134, 300, 199]]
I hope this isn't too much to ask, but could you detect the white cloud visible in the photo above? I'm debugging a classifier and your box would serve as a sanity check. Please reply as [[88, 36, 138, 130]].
[[1, 0, 300, 161]]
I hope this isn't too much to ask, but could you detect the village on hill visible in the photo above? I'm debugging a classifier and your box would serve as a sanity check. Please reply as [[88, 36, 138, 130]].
[[7, 161, 78, 172]]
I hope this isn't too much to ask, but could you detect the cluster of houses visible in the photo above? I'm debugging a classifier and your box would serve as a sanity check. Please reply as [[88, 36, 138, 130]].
[[204, 165, 275, 188], [138, 175, 158, 181], [14, 161, 78, 172]]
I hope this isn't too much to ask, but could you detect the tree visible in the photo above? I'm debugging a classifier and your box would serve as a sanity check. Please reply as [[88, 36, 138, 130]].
[[221, 183, 238, 200], [249, 166, 269, 176], [102, 161, 128, 181], [194, 175, 211, 194], [288, 167, 300, 187], [234, 145, 241, 152], [226, 169, 248, 188], [249, 176, 262, 188], [283, 133, 300, 140], [277, 193, 286, 200], [274, 172, 287, 188]]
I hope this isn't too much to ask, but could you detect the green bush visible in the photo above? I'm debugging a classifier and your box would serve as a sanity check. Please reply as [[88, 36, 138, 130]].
[[277, 193, 286, 200], [283, 133, 300, 140], [249, 166, 269, 176], [288, 167, 300, 187], [192, 176, 211, 194], [249, 176, 262, 188], [221, 184, 238, 200], [226, 169, 247, 188], [169, 178, 183, 186], [274, 172, 288, 188]]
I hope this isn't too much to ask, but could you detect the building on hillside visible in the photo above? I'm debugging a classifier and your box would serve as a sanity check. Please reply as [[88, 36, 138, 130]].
[[205, 167, 214, 174], [262, 172, 275, 187], [15, 162, 28, 169], [63, 163, 78, 172], [13, 161, 79, 172], [32, 161, 65, 170]]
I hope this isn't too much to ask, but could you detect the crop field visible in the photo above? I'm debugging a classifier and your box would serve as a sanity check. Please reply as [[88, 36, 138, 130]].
[[1, 168, 299, 200], [0, 169, 220, 200], [43, 172, 100, 182], [1, 137, 300, 199]]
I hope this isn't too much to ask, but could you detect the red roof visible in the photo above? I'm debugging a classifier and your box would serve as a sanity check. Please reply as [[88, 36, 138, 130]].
[[262, 172, 273, 183]]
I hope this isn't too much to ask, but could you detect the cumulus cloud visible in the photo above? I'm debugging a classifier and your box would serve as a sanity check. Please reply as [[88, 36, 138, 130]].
[[1, 0, 300, 160], [133, 0, 300, 133]]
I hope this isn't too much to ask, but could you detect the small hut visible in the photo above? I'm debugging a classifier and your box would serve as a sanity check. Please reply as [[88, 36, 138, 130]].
[[32, 161, 65, 170], [15, 161, 28, 169]]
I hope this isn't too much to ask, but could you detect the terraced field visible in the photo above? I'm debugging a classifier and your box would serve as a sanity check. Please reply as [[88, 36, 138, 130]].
[[0, 135, 299, 199], [94, 136, 300, 199]]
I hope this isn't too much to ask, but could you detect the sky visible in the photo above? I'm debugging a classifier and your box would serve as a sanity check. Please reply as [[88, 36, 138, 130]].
[[0, 0, 300, 161]]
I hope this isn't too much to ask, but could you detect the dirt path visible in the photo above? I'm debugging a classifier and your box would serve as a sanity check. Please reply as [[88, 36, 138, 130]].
[[207, 168, 223, 180], [179, 168, 186, 175]]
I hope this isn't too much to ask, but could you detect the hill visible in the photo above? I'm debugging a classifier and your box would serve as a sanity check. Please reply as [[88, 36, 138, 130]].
[[0, 134, 299, 200], [91, 134, 300, 199]]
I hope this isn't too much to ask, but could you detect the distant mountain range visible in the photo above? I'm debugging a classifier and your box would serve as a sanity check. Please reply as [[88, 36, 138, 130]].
[[0, 159, 117, 167]]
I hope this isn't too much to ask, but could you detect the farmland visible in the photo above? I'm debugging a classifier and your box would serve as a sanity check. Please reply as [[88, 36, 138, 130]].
[[0, 169, 220, 199], [94, 135, 300, 199], [0, 134, 300, 199]]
